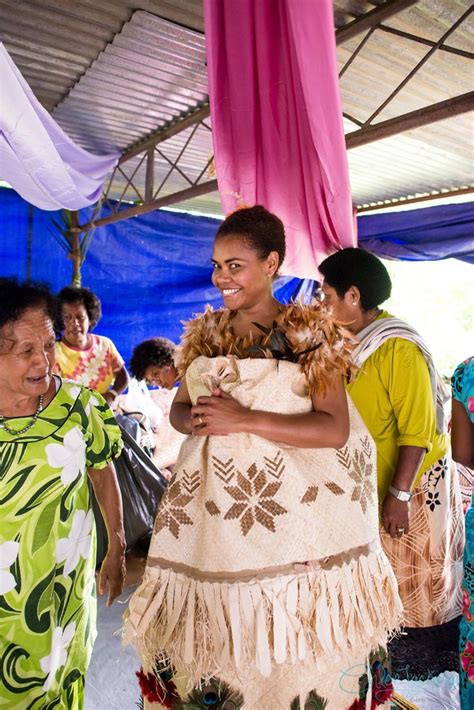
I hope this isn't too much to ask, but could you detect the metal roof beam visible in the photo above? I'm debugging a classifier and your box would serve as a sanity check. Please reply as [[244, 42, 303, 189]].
[[356, 186, 474, 212], [120, 103, 210, 163], [335, 0, 418, 45], [378, 24, 474, 60], [345, 92, 474, 149], [75, 179, 218, 232]]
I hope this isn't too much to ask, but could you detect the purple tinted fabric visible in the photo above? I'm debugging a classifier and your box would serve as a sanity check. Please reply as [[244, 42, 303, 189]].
[[358, 202, 474, 264], [0, 43, 118, 210], [204, 0, 355, 279]]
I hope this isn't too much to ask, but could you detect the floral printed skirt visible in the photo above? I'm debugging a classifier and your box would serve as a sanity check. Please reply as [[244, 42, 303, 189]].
[[381, 457, 464, 628]]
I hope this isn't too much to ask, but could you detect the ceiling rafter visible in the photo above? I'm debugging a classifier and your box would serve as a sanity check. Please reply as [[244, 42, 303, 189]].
[[76, 105, 214, 232], [357, 185, 474, 212], [335, 0, 419, 45], [362, 4, 473, 126], [346, 91, 474, 148], [378, 24, 474, 60]]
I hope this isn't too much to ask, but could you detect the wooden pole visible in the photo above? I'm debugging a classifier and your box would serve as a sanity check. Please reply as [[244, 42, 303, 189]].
[[69, 210, 81, 286], [145, 147, 155, 202]]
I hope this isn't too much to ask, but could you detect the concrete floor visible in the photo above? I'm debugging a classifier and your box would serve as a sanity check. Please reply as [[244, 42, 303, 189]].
[[84, 555, 461, 710], [84, 590, 139, 710], [85, 555, 145, 710]]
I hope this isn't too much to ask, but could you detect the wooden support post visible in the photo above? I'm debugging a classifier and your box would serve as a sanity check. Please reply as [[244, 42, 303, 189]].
[[69, 211, 81, 286]]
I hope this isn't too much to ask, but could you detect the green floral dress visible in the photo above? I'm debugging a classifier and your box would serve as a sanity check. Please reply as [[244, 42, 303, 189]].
[[0, 379, 122, 709]]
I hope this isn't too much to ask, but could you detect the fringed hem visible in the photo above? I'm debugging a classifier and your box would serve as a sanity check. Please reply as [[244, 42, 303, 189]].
[[124, 547, 402, 697]]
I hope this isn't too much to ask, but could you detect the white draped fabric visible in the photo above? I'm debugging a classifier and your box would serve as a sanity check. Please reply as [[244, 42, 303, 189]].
[[0, 43, 118, 210]]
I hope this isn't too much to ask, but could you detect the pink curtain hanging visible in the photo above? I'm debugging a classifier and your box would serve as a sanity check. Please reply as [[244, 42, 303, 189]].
[[204, 0, 356, 279]]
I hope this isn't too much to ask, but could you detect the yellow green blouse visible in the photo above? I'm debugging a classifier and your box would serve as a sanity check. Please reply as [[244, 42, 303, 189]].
[[347, 311, 449, 504]]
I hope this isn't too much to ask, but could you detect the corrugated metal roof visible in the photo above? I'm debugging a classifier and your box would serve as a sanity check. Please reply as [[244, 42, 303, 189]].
[[0, 0, 473, 214], [53, 11, 208, 154], [1, 0, 204, 111]]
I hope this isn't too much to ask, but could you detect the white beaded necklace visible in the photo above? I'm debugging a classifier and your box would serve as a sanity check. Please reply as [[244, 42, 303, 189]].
[[0, 395, 44, 435]]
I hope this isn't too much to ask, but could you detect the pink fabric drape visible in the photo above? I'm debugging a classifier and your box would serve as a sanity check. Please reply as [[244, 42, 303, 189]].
[[204, 0, 356, 278]]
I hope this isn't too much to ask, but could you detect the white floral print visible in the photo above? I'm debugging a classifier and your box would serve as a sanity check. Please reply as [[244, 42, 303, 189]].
[[85, 393, 100, 416], [0, 541, 19, 595], [40, 622, 76, 690], [67, 384, 82, 401], [56, 510, 93, 576], [45, 426, 86, 486]]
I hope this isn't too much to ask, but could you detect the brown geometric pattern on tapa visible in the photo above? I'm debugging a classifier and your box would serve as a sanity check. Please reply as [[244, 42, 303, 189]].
[[361, 435, 373, 459], [181, 469, 201, 495], [301, 485, 319, 504], [212, 455, 236, 483], [336, 442, 375, 514], [205, 500, 221, 516], [222, 461, 288, 536], [263, 451, 285, 480], [154, 473, 200, 539], [324, 481, 345, 496]]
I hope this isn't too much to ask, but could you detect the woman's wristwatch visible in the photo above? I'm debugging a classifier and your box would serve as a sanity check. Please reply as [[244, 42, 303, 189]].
[[388, 485, 412, 502], [108, 388, 118, 398]]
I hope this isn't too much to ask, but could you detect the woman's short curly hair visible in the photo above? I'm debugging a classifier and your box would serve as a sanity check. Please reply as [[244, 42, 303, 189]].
[[318, 247, 392, 311], [57, 286, 102, 330], [130, 337, 176, 381], [0, 277, 56, 330], [216, 205, 286, 271]]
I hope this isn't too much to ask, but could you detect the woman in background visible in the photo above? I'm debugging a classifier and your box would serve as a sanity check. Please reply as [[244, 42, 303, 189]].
[[56, 286, 129, 407], [130, 337, 178, 391], [319, 247, 464, 678], [128, 337, 183, 475], [451, 356, 474, 709], [56, 286, 165, 563]]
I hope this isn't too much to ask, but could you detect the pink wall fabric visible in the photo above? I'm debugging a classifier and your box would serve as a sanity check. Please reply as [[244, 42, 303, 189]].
[[204, 0, 356, 278]]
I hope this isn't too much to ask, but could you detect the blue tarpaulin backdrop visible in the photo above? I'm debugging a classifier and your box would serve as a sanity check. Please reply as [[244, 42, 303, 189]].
[[1, 189, 472, 365], [0, 190, 315, 363], [358, 201, 474, 264]]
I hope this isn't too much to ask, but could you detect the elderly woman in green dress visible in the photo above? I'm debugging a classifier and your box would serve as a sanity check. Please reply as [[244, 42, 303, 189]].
[[0, 278, 126, 708]]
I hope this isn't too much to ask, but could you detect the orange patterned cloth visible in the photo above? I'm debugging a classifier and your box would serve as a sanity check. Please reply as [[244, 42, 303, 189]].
[[381, 457, 464, 628], [55, 334, 124, 394]]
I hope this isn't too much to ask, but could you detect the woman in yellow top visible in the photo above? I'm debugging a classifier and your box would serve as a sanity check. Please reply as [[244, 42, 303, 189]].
[[56, 286, 129, 407], [319, 247, 464, 677]]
